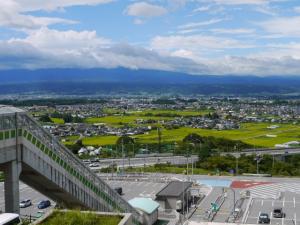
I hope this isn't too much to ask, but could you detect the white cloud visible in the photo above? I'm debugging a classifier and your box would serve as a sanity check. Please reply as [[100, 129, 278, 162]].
[[2, 28, 300, 76], [211, 28, 255, 35], [211, 0, 270, 5], [178, 18, 223, 30], [151, 35, 254, 53], [0, 0, 112, 31], [294, 6, 300, 13], [13, 27, 111, 52], [259, 16, 300, 37], [193, 5, 211, 13], [125, 2, 167, 18], [13, 0, 114, 12]]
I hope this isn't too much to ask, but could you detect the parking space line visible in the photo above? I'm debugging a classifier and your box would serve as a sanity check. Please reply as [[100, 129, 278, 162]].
[[294, 197, 296, 208], [257, 211, 261, 224]]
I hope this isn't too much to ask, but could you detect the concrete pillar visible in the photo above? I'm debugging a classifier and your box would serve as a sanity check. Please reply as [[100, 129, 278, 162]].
[[4, 160, 21, 214]]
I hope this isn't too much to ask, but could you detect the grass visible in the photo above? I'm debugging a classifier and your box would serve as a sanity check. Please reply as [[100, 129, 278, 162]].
[[50, 117, 64, 124], [80, 122, 300, 147], [61, 135, 80, 145], [39, 210, 122, 225], [85, 115, 173, 127], [83, 136, 118, 146], [85, 109, 212, 127]]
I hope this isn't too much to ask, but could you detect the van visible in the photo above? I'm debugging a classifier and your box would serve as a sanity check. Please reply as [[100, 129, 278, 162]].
[[0, 213, 21, 225]]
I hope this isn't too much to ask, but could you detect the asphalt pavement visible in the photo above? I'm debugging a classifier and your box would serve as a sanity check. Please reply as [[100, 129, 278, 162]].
[[0, 182, 55, 220]]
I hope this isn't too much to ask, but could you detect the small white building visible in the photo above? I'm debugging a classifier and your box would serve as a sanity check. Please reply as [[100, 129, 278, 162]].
[[128, 198, 159, 225]]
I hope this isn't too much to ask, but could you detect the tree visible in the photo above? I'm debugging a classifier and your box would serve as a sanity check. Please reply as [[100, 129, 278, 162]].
[[39, 114, 52, 123], [116, 136, 135, 145], [183, 133, 203, 144]]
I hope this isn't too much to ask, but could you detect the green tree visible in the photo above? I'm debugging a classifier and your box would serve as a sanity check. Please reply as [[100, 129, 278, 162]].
[[183, 133, 203, 144], [39, 114, 52, 123]]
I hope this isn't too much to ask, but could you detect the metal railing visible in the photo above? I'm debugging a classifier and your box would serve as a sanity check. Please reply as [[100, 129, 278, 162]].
[[0, 112, 141, 222]]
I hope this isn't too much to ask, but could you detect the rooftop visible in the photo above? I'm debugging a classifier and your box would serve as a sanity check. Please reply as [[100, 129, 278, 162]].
[[0, 105, 24, 115], [128, 198, 160, 214], [156, 181, 192, 198]]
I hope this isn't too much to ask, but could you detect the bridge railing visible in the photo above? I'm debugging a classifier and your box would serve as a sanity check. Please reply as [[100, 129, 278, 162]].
[[14, 113, 140, 222]]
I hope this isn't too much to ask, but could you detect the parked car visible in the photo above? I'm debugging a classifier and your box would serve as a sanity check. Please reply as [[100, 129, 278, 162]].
[[114, 187, 123, 195], [258, 213, 270, 224], [19, 199, 32, 208], [273, 208, 285, 218], [89, 163, 99, 167], [38, 200, 51, 209]]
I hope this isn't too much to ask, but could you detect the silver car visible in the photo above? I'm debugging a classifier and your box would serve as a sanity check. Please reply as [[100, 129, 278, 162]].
[[19, 199, 32, 208]]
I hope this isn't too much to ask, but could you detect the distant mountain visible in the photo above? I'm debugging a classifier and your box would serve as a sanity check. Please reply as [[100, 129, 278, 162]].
[[0, 68, 299, 96]]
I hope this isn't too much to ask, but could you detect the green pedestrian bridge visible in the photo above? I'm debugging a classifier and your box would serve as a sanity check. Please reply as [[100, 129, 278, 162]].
[[0, 105, 141, 224]]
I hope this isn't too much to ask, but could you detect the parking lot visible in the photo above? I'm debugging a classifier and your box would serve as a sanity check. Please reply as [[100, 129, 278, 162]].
[[0, 182, 55, 219], [245, 192, 300, 225], [106, 180, 166, 200]]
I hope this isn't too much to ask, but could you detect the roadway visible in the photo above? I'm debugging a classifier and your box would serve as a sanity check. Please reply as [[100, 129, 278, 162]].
[[86, 155, 198, 170], [221, 148, 300, 157]]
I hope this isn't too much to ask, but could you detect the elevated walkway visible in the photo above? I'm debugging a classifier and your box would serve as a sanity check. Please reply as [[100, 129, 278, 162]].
[[0, 105, 141, 224]]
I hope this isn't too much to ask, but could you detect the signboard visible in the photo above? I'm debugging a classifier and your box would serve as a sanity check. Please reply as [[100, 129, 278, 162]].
[[190, 188, 200, 196]]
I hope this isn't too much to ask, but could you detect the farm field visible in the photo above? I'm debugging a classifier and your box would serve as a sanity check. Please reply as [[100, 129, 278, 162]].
[[127, 109, 213, 116], [84, 115, 173, 127], [84, 109, 212, 127], [50, 117, 64, 124], [78, 122, 300, 148]]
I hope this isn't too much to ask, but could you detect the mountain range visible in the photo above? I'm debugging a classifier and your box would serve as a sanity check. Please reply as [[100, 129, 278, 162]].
[[0, 68, 299, 96]]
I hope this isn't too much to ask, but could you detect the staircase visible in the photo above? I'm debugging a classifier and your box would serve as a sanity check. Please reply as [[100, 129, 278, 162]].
[[0, 105, 141, 224]]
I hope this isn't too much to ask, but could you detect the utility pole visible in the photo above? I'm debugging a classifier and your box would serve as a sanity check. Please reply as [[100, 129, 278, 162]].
[[235, 156, 239, 176], [272, 155, 275, 172], [122, 138, 125, 174], [157, 127, 162, 153]]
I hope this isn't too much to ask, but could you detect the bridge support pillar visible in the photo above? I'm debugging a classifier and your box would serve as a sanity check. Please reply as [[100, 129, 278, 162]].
[[4, 160, 21, 214]]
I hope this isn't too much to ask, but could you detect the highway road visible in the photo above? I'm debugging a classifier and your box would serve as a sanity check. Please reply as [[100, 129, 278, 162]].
[[86, 155, 198, 170], [221, 148, 300, 157]]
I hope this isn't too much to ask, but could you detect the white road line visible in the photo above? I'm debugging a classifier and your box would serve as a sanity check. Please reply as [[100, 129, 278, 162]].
[[283, 197, 285, 207], [261, 199, 264, 206], [294, 197, 296, 208], [272, 200, 274, 207], [257, 211, 261, 224]]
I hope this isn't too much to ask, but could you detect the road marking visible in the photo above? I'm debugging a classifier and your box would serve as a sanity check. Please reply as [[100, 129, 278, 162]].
[[261, 199, 264, 206], [272, 200, 274, 207], [257, 211, 261, 224], [283, 197, 285, 207], [294, 197, 296, 208]]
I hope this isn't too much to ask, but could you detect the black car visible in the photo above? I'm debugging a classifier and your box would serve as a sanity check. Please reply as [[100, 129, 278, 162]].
[[273, 208, 285, 218], [38, 200, 51, 209], [258, 213, 270, 224], [114, 187, 123, 195]]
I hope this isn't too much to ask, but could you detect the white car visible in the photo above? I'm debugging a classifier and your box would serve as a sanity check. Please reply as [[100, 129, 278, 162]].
[[19, 199, 32, 208]]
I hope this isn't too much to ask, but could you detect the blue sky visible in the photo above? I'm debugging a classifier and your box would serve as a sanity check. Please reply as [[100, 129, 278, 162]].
[[1, 0, 300, 75]]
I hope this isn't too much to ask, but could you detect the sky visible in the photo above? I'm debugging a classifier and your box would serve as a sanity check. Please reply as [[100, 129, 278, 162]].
[[1, 0, 300, 76]]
